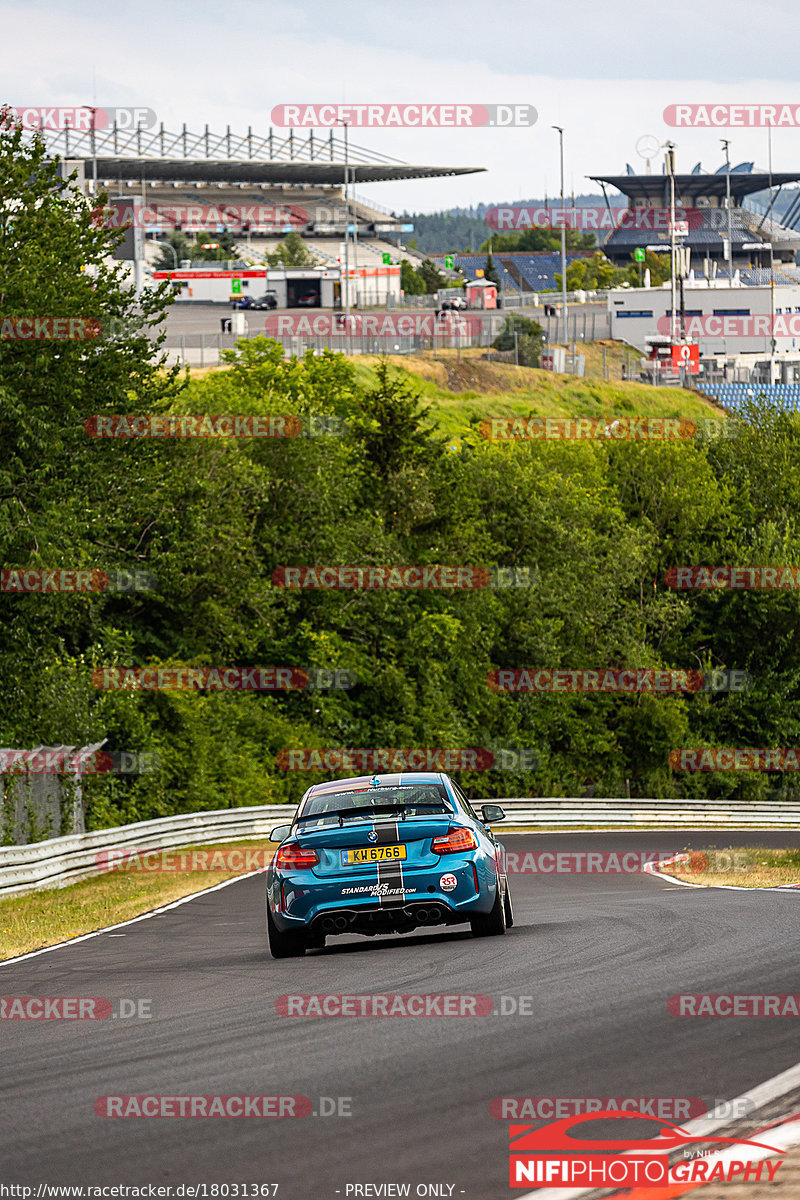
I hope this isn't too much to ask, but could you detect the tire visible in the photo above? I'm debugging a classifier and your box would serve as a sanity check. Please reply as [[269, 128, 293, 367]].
[[267, 904, 307, 958], [470, 883, 507, 938], [503, 879, 514, 928]]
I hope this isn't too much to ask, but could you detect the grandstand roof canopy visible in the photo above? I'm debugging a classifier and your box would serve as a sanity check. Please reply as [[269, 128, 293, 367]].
[[85, 158, 481, 186], [44, 123, 484, 186], [591, 172, 800, 203]]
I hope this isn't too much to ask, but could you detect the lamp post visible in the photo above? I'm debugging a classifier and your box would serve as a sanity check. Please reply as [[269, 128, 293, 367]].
[[665, 142, 678, 344], [552, 125, 568, 346], [767, 120, 777, 382], [82, 105, 98, 195], [336, 119, 350, 324], [720, 138, 733, 282]]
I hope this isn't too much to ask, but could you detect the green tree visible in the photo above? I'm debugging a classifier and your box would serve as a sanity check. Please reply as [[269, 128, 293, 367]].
[[483, 251, 501, 287], [621, 249, 672, 287], [153, 230, 193, 270], [481, 228, 595, 253], [556, 251, 622, 291], [266, 230, 314, 268], [491, 315, 545, 366], [193, 229, 238, 260]]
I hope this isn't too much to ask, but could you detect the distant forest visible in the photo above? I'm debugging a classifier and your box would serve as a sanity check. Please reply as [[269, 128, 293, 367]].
[[399, 195, 608, 255]]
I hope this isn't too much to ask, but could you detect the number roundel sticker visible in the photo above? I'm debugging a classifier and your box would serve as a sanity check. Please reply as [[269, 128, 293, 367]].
[[440, 873, 458, 892]]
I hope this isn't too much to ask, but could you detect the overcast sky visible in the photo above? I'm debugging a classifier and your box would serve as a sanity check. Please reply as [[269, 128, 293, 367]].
[[3, 0, 800, 212]]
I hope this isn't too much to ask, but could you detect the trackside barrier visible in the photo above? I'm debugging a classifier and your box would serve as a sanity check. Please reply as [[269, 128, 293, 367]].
[[2, 797, 800, 896], [0, 804, 297, 897]]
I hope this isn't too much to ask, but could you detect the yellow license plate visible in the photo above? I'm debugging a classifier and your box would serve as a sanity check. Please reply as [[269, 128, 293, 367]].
[[341, 845, 407, 866]]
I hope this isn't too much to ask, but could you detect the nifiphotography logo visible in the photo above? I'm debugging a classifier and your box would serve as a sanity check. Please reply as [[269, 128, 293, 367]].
[[507, 1110, 783, 1188]]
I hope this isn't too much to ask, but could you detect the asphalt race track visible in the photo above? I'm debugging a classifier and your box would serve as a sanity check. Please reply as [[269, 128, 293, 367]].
[[4, 830, 800, 1198]]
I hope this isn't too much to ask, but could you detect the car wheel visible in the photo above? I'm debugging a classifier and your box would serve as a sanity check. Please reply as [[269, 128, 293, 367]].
[[503, 880, 514, 928], [267, 904, 307, 958], [470, 883, 507, 937]]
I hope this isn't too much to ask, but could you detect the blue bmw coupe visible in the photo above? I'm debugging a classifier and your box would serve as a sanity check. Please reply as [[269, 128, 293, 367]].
[[266, 772, 512, 957]]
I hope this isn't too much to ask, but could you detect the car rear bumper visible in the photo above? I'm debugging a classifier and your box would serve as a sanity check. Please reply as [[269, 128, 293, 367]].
[[268, 857, 497, 934]]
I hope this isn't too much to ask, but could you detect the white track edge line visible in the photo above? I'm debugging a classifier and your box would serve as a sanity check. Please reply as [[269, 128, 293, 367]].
[[517, 1060, 800, 1199], [0, 869, 265, 966]]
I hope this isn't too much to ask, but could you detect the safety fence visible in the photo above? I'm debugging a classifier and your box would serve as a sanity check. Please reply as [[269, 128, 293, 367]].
[[3, 796, 800, 896]]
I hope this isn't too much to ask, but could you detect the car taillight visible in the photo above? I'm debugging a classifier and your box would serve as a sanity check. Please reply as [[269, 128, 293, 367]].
[[431, 827, 478, 854], [275, 842, 319, 869]]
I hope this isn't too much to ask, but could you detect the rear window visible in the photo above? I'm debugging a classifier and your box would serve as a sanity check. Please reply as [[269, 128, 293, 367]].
[[300, 783, 451, 821]]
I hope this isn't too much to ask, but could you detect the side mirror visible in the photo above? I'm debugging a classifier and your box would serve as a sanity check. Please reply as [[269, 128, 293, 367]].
[[480, 804, 506, 824], [270, 824, 292, 842]]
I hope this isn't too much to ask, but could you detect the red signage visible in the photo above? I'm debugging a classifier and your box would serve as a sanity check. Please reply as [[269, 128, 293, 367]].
[[671, 343, 700, 373]]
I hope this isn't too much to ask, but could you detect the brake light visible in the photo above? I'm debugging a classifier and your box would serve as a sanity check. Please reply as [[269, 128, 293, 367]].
[[275, 842, 319, 869], [431, 827, 478, 854]]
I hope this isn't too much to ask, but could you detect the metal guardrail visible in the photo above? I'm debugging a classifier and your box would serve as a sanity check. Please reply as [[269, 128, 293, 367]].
[[3, 798, 800, 897], [0, 805, 296, 897]]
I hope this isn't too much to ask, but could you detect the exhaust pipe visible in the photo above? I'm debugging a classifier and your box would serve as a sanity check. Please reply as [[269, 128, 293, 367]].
[[416, 908, 429, 923], [333, 915, 350, 931], [426, 906, 442, 923], [321, 917, 337, 932]]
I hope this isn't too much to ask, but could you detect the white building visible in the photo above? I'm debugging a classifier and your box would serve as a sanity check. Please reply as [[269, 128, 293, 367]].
[[152, 264, 400, 306], [608, 281, 800, 370]]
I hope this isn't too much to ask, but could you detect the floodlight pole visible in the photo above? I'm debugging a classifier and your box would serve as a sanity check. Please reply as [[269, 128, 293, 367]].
[[340, 120, 350, 322], [721, 138, 733, 282], [666, 142, 678, 344], [767, 120, 777, 382], [83, 106, 98, 195], [553, 125, 567, 346]]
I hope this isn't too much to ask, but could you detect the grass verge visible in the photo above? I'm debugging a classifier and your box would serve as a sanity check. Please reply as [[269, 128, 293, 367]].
[[663, 846, 800, 888]]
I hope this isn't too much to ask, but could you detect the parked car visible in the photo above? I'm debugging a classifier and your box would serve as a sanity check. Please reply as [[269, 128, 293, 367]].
[[233, 292, 278, 310], [295, 291, 321, 307]]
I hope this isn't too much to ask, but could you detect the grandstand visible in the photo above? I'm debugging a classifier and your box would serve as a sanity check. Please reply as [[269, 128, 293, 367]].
[[592, 162, 800, 272], [429, 251, 597, 292], [47, 120, 483, 261], [694, 382, 800, 412]]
